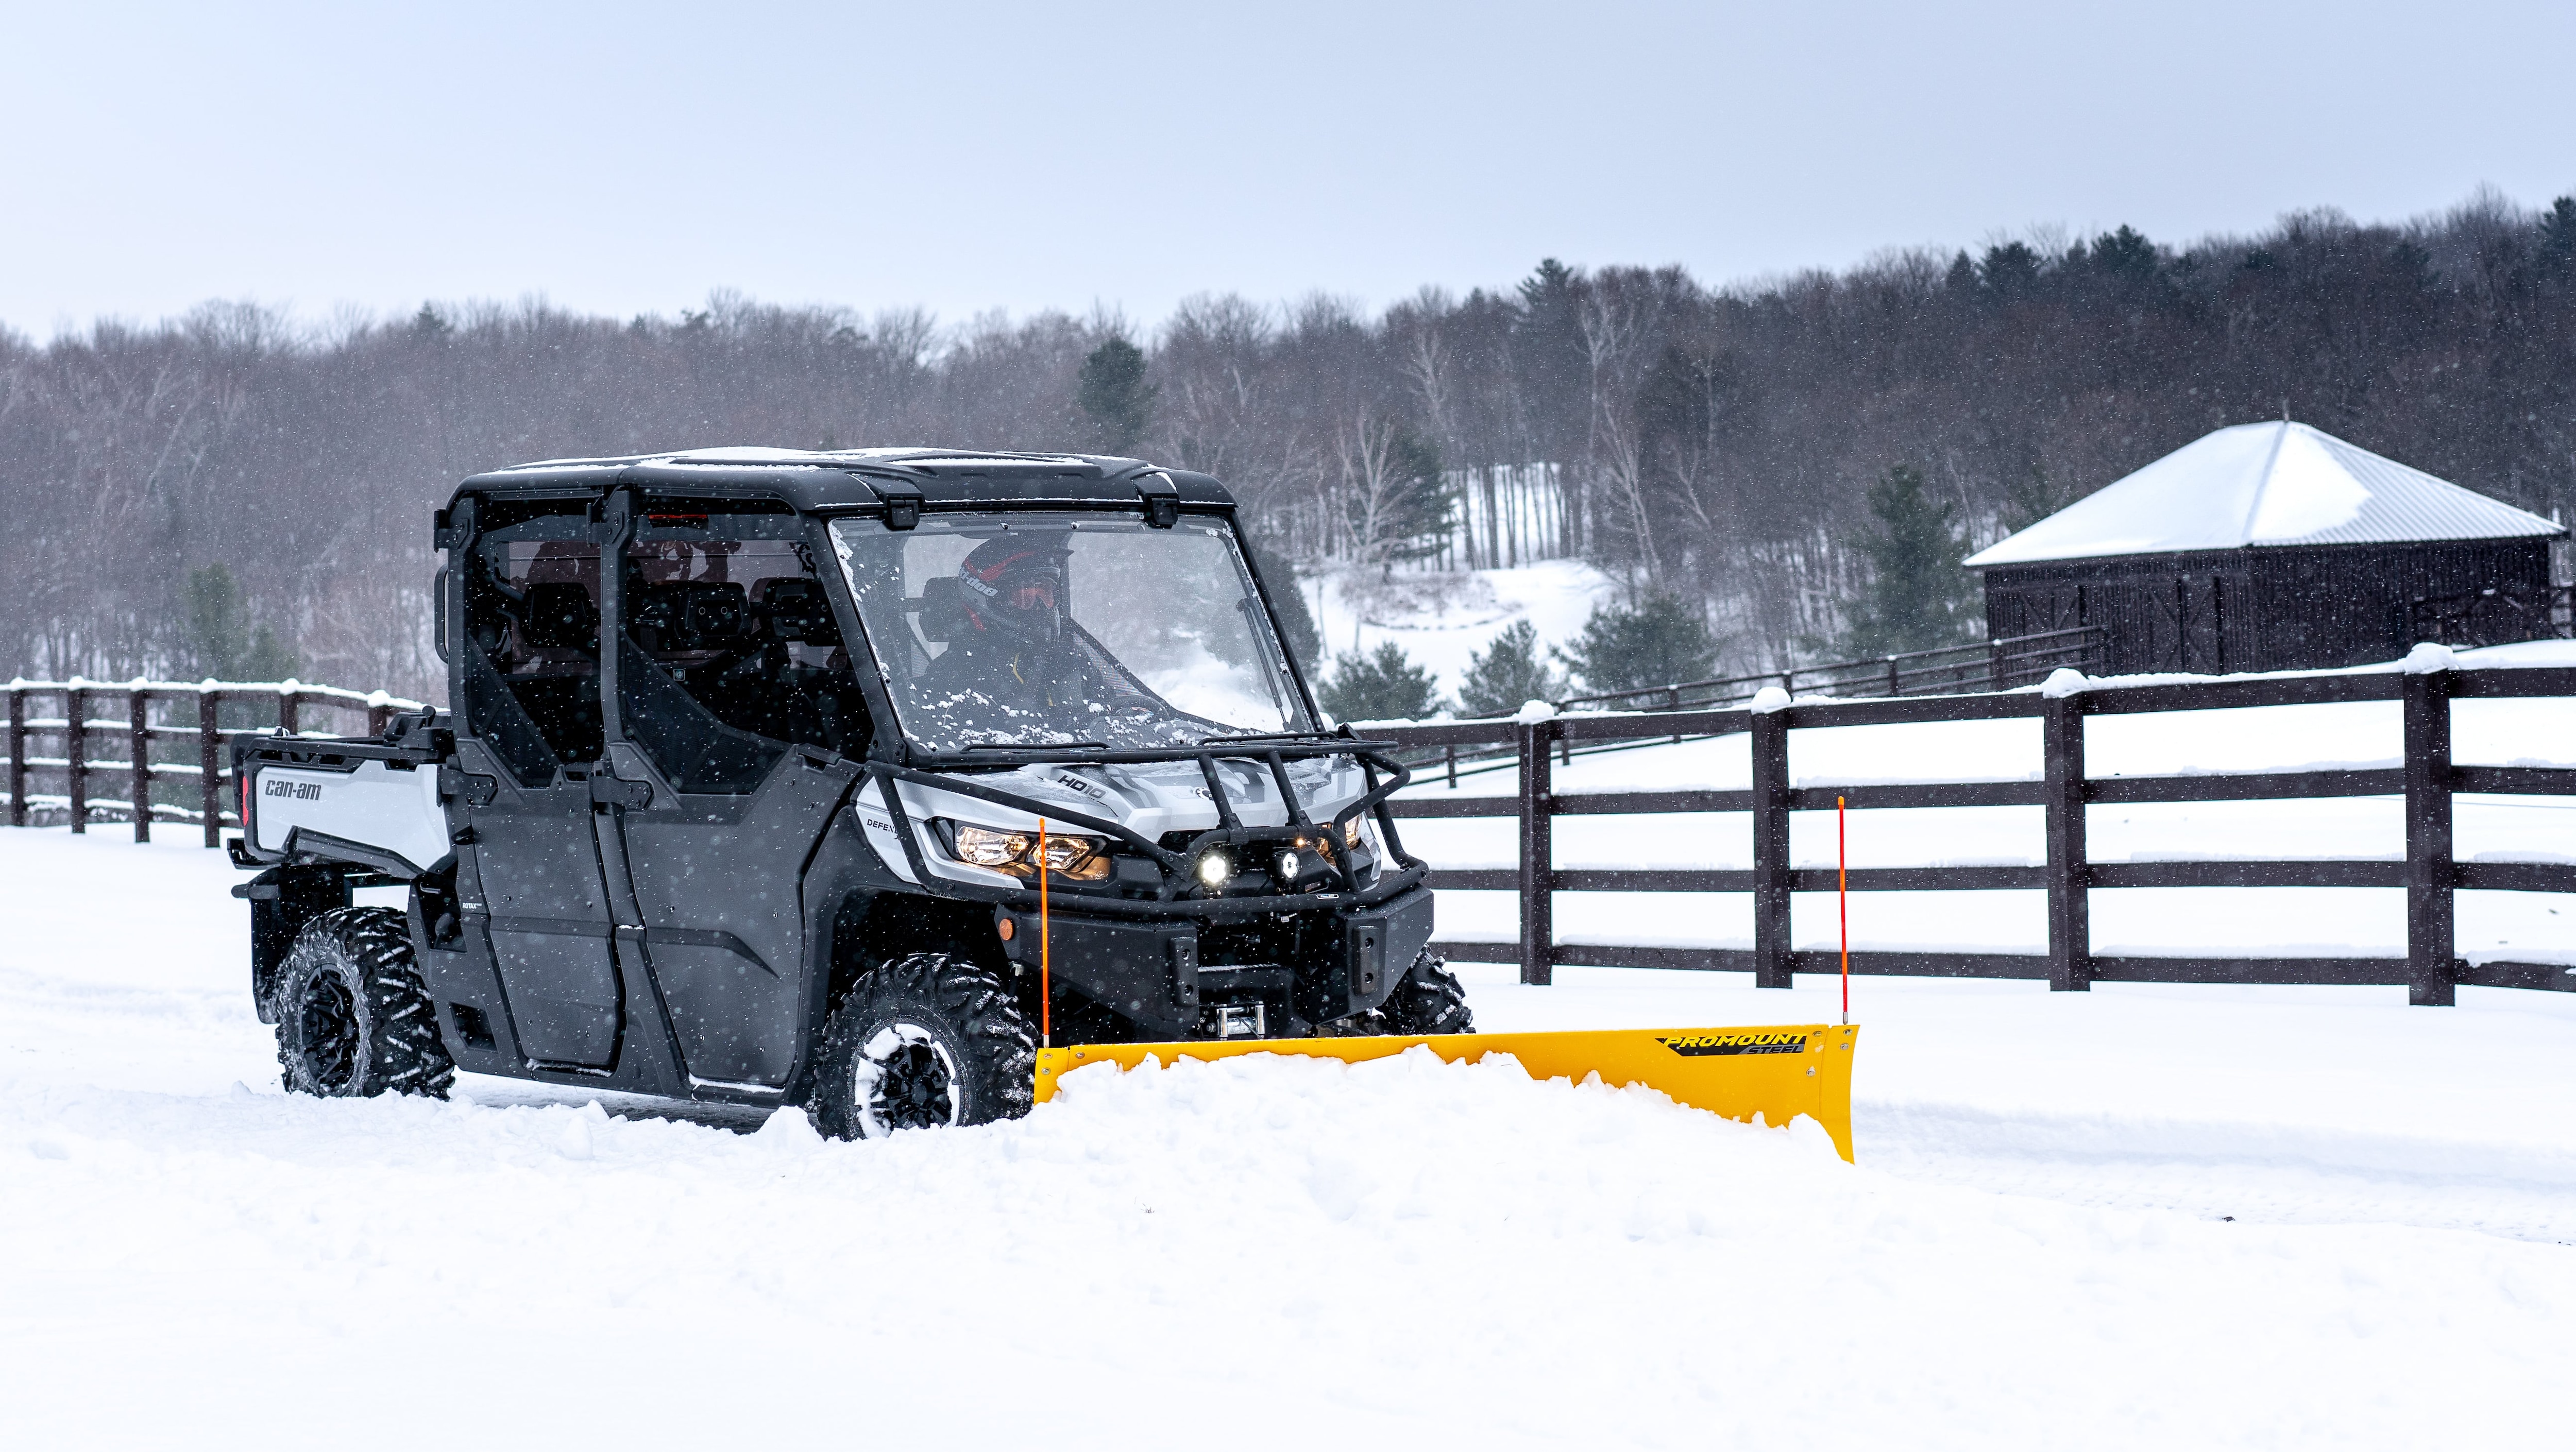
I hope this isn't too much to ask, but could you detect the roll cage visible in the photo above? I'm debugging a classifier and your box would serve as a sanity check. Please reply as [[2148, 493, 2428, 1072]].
[[436, 451, 1427, 920]]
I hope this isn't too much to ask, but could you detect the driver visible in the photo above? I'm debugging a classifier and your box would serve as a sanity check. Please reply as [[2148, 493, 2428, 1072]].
[[917, 537, 1108, 723]]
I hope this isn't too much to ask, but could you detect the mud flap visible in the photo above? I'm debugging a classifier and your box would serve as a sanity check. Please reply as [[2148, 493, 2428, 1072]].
[[1034, 1023, 1861, 1162]]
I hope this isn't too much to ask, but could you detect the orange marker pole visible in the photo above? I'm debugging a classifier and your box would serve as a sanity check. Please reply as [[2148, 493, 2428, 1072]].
[[1837, 795, 1849, 1026], [1038, 818, 1052, 1048]]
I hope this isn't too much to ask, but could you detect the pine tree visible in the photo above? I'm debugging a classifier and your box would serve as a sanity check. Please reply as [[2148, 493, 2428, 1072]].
[[1076, 337, 1156, 455], [1554, 594, 1719, 694], [1371, 428, 1455, 568], [1838, 464, 1974, 658], [184, 565, 252, 679], [1317, 641, 1443, 723], [185, 563, 298, 727], [2537, 196, 2576, 280], [1456, 621, 1565, 718], [1978, 242, 2042, 297]]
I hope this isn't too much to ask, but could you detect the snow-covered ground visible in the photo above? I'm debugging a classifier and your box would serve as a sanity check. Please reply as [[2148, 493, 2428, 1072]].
[[5, 819, 2574, 1448], [1301, 557, 1621, 698]]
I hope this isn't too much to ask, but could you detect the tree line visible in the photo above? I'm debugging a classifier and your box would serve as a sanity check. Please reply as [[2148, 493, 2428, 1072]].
[[5, 188, 2571, 705]]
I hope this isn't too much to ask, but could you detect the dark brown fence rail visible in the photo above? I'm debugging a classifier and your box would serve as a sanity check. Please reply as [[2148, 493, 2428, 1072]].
[[2406, 582, 2574, 650], [1373, 662, 2576, 1006], [1558, 625, 2103, 713], [4, 680, 425, 846]]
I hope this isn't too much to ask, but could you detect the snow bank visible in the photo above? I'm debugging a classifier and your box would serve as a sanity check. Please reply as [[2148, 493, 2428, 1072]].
[[9, 1014, 2576, 1449]]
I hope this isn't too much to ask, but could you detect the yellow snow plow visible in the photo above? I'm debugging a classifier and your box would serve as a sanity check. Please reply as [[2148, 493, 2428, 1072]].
[[1035, 1023, 1861, 1161]]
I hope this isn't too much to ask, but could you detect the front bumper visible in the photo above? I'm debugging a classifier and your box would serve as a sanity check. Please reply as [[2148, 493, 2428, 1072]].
[[996, 884, 1437, 1035]]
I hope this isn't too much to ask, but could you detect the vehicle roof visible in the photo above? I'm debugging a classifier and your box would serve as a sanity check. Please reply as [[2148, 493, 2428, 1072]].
[[452, 446, 1234, 514]]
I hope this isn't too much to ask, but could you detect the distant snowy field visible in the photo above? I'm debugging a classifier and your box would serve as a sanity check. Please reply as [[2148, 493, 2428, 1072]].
[[6, 643, 2574, 1448], [1301, 558, 1620, 696]]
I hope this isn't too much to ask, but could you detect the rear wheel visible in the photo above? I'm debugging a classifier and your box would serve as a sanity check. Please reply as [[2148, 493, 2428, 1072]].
[[1373, 950, 1475, 1036], [813, 953, 1037, 1140], [273, 907, 455, 1098]]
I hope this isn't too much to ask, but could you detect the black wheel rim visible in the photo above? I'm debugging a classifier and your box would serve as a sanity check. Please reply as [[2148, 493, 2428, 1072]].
[[298, 972, 363, 1094], [857, 1022, 959, 1134]]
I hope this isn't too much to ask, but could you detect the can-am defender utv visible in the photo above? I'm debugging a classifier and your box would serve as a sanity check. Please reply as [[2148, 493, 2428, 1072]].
[[230, 448, 1469, 1137]]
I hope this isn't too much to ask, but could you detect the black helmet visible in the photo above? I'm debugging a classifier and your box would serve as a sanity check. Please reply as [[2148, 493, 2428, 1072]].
[[957, 537, 1069, 643]]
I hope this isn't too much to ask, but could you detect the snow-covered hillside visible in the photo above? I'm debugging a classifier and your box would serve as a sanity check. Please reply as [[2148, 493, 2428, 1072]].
[[1300, 558, 1620, 699]]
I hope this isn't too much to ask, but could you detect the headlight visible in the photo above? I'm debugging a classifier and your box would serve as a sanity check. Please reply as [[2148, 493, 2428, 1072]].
[[945, 822, 1112, 881]]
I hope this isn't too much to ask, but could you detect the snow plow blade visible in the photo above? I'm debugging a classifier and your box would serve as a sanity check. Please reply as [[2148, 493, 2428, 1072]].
[[1034, 1023, 1861, 1161]]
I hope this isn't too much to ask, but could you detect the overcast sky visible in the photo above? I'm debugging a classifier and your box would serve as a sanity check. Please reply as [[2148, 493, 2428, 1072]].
[[6, 1, 2571, 339]]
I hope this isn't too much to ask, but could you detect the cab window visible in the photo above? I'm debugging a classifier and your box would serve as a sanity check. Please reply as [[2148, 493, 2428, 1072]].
[[617, 510, 870, 793]]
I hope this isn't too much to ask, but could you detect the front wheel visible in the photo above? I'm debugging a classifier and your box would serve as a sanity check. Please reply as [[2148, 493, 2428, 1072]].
[[813, 953, 1037, 1140], [1373, 950, 1476, 1036], [272, 907, 456, 1099]]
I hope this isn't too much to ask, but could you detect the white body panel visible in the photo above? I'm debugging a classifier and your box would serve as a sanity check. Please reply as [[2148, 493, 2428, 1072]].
[[251, 759, 451, 876]]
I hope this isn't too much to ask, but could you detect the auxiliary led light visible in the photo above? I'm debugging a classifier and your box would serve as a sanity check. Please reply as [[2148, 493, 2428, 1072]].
[[1196, 850, 1232, 887]]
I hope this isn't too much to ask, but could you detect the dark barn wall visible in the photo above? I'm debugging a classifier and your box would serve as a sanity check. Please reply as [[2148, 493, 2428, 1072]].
[[1981, 551, 2251, 675], [2250, 538, 2552, 670], [1979, 538, 2554, 675]]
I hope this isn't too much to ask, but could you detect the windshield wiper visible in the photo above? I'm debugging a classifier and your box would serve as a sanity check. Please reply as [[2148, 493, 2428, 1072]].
[[1198, 729, 1335, 745]]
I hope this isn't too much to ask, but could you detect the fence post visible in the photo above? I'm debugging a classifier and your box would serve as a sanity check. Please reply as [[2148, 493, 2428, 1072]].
[[1516, 718, 1554, 986], [1885, 657, 1899, 697], [199, 691, 223, 848], [2402, 664, 2456, 1007], [1988, 637, 2006, 691], [6, 684, 24, 828], [278, 688, 300, 735], [2042, 691, 2091, 992], [367, 701, 392, 737], [66, 684, 88, 834], [1751, 702, 1792, 989], [128, 688, 151, 844]]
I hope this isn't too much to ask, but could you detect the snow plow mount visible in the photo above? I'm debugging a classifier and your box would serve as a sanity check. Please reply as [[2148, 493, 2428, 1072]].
[[1035, 1023, 1863, 1162]]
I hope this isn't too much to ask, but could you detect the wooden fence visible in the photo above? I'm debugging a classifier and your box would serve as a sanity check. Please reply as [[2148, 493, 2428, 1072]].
[[1558, 625, 2104, 714], [1373, 662, 2576, 1006], [4, 680, 423, 847]]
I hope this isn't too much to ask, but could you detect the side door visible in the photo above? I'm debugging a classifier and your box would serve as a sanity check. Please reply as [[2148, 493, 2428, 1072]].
[[601, 498, 873, 1090], [453, 507, 625, 1070]]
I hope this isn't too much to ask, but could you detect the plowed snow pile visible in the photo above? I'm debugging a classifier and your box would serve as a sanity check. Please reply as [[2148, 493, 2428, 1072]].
[[5, 830, 2575, 1448]]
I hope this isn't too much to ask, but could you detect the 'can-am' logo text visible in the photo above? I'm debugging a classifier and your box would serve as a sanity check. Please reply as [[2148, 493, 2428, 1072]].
[[264, 779, 323, 801]]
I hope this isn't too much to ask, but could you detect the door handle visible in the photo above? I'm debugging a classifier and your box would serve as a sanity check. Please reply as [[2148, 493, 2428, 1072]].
[[589, 775, 652, 809]]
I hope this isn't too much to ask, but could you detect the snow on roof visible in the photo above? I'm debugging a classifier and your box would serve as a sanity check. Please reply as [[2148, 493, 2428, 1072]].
[[1963, 421, 2565, 568]]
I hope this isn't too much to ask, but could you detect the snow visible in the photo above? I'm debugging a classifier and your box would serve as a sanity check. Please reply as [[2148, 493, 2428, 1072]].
[[1964, 420, 2562, 566], [6, 643, 2574, 1447], [1303, 557, 1621, 702]]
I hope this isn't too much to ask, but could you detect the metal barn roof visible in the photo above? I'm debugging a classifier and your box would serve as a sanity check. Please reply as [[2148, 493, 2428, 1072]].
[[1964, 421, 2565, 568]]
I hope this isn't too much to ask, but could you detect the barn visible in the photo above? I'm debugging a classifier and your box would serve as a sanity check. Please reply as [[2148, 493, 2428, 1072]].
[[1965, 420, 2567, 675]]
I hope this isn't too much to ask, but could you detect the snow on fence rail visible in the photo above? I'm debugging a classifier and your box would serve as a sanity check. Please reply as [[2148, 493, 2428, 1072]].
[[1370, 659, 2576, 1006], [3, 679, 427, 846]]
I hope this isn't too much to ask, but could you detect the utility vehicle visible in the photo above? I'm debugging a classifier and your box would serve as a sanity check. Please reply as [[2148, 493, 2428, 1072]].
[[231, 448, 1467, 1136]]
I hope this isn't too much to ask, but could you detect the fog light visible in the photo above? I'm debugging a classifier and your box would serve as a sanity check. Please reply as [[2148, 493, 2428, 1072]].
[[1196, 850, 1231, 887], [1275, 849, 1300, 880]]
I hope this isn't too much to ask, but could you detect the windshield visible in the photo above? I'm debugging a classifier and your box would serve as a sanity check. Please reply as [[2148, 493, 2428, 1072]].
[[830, 513, 1315, 753]]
